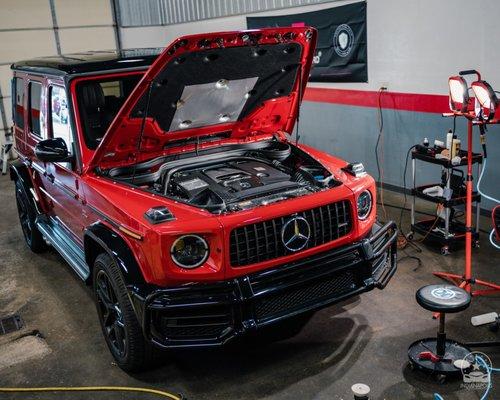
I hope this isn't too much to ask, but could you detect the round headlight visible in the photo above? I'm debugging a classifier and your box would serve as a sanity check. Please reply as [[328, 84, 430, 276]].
[[357, 190, 372, 220], [171, 235, 209, 269]]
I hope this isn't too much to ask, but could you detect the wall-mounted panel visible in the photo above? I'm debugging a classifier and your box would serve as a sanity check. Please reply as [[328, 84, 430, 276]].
[[58, 27, 116, 53], [0, 0, 53, 30], [55, 0, 113, 27], [0, 30, 57, 64]]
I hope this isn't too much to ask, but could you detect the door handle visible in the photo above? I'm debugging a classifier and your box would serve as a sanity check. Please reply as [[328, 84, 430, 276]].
[[47, 173, 55, 183]]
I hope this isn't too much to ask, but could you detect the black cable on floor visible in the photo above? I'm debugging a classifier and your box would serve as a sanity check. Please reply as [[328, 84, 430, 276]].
[[399, 144, 418, 234]]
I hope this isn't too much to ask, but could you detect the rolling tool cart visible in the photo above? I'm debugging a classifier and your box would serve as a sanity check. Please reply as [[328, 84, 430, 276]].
[[409, 149, 482, 255]]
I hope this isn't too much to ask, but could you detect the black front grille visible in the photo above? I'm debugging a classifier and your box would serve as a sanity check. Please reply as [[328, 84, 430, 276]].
[[254, 270, 356, 321], [230, 200, 352, 266]]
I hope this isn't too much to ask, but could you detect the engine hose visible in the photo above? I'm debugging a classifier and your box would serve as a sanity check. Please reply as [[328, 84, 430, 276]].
[[259, 142, 291, 161], [292, 170, 309, 184], [0, 386, 182, 399]]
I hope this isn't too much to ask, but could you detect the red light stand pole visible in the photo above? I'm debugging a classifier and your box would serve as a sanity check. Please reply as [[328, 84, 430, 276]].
[[433, 113, 500, 298]]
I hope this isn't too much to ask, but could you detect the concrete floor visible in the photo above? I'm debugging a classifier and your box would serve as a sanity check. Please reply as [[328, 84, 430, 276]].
[[0, 173, 499, 400]]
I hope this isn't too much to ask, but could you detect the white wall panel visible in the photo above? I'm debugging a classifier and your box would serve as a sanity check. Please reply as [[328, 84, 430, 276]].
[[0, 0, 53, 29], [58, 27, 116, 53], [0, 30, 56, 64], [0, 65, 13, 136], [0, 66, 13, 97], [2, 99, 13, 132], [55, 0, 113, 27]]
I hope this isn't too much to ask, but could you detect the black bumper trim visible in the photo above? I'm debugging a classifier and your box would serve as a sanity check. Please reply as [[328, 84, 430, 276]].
[[133, 221, 398, 348]]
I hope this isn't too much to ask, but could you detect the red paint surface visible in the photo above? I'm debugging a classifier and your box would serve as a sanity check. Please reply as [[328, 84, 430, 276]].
[[12, 27, 379, 287], [303, 87, 450, 114]]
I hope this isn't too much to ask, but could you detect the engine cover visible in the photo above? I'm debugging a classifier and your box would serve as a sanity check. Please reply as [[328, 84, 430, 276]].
[[171, 159, 306, 207], [204, 161, 291, 192]]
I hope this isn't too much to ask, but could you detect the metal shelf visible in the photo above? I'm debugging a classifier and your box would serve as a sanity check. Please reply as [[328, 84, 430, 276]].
[[412, 183, 481, 207], [410, 148, 482, 254], [411, 149, 483, 167]]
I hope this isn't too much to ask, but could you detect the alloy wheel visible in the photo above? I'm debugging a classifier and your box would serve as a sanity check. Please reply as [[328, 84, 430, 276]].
[[95, 270, 127, 358], [16, 189, 32, 243]]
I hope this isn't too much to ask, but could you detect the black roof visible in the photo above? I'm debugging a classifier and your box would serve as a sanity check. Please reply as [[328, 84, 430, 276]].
[[11, 48, 163, 76]]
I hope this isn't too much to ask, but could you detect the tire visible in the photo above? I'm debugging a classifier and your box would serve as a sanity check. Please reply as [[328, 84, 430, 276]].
[[93, 253, 153, 372], [15, 180, 47, 253]]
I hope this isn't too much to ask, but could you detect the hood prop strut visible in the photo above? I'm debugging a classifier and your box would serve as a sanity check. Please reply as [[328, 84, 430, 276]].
[[132, 80, 154, 185], [295, 63, 303, 146]]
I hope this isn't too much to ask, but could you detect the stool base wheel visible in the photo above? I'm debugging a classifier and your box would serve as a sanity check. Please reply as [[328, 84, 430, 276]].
[[408, 338, 471, 378]]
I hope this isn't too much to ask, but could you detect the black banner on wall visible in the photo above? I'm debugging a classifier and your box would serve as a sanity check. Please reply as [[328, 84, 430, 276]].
[[247, 1, 367, 82]]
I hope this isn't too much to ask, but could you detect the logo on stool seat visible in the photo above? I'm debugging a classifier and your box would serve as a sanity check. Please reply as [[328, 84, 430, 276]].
[[431, 287, 457, 299]]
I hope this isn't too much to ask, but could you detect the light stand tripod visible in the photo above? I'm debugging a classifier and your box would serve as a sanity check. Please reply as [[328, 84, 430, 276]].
[[433, 114, 500, 296]]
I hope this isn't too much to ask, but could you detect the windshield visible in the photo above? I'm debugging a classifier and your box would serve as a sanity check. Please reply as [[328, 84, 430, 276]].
[[76, 74, 142, 149]]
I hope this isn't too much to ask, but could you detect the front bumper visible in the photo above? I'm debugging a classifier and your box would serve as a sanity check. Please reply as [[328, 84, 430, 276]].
[[132, 221, 398, 348]]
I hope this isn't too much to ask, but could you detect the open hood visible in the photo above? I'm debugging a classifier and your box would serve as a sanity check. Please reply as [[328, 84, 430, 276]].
[[88, 27, 317, 170]]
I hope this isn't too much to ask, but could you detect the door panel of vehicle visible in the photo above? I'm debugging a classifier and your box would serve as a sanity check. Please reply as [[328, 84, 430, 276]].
[[47, 85, 87, 243], [30, 80, 86, 244]]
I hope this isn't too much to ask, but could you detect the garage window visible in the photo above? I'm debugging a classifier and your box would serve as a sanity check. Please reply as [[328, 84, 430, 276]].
[[12, 77, 24, 129], [29, 82, 42, 137]]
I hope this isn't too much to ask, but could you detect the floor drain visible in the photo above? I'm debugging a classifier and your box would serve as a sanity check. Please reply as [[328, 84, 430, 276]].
[[0, 314, 24, 336]]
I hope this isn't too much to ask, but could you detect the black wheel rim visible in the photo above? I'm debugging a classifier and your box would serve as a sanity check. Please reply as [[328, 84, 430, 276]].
[[16, 189, 32, 243], [95, 270, 127, 358]]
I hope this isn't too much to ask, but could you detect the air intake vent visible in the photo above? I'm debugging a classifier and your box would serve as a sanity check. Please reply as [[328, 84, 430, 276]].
[[144, 206, 175, 224]]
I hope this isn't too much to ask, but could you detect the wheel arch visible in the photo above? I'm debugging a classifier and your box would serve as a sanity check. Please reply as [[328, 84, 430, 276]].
[[84, 222, 146, 287], [10, 160, 41, 214], [10, 160, 34, 197]]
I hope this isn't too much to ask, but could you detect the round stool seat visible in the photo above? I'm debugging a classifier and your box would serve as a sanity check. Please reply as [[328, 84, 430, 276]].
[[416, 284, 471, 313]]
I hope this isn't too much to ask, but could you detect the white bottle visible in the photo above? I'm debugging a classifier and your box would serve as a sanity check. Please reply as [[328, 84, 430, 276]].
[[446, 129, 453, 150]]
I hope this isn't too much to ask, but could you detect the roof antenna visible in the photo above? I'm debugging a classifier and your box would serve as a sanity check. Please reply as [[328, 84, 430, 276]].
[[132, 80, 154, 185], [295, 63, 303, 146]]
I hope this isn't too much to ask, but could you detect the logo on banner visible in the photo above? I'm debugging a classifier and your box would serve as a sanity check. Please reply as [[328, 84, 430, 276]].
[[333, 24, 354, 57]]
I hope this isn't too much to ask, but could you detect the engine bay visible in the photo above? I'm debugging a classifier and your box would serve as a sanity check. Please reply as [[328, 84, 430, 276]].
[[106, 139, 340, 213]]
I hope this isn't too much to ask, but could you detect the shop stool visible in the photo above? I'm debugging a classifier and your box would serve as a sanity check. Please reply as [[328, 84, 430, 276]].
[[408, 284, 471, 379]]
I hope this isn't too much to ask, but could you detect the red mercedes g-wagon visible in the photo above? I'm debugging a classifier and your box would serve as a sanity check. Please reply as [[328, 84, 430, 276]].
[[10, 27, 397, 371]]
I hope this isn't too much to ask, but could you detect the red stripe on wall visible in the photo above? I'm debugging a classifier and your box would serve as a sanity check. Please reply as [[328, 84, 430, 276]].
[[303, 87, 449, 114]]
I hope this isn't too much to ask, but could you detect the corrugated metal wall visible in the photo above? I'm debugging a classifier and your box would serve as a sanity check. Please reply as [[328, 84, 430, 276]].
[[117, 0, 336, 27]]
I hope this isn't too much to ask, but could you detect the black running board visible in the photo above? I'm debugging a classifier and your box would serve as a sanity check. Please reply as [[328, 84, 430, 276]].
[[36, 217, 90, 281]]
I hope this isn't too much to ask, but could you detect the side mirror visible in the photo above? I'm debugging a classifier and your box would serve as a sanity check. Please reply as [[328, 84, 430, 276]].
[[34, 138, 71, 163]]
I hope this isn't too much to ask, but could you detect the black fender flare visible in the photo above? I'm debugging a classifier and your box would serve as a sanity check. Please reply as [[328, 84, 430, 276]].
[[84, 222, 146, 287], [9, 160, 40, 214], [84, 222, 149, 325]]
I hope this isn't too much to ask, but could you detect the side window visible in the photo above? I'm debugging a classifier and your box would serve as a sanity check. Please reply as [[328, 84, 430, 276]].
[[50, 86, 73, 152], [28, 82, 42, 136], [13, 77, 24, 129]]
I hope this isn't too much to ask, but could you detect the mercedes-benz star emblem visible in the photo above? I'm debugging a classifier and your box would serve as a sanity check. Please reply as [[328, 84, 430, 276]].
[[281, 216, 311, 252]]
